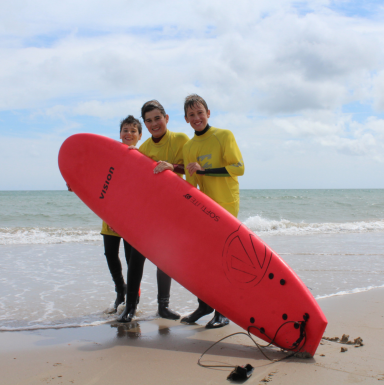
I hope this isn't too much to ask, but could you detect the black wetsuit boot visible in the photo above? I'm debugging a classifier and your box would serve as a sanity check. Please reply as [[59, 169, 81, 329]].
[[117, 291, 138, 323], [180, 298, 214, 323], [103, 234, 130, 312], [158, 296, 181, 320], [157, 268, 180, 320], [114, 283, 127, 311], [205, 310, 229, 329]]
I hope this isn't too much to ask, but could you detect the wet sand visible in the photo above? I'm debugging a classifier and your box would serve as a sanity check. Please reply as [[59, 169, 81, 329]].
[[1, 287, 383, 385]]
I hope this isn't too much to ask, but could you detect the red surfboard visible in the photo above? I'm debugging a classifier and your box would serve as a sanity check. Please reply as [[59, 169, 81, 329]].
[[58, 133, 327, 356]]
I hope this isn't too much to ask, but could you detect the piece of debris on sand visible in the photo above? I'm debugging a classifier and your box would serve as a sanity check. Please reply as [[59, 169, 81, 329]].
[[340, 334, 349, 343], [322, 336, 340, 342], [322, 335, 363, 347]]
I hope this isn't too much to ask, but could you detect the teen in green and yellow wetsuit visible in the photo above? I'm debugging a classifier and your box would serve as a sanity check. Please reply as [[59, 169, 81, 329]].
[[182, 94, 244, 329], [100, 116, 144, 312]]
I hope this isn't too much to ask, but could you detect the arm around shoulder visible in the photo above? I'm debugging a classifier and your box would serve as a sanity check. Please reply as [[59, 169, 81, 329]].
[[173, 132, 190, 165]]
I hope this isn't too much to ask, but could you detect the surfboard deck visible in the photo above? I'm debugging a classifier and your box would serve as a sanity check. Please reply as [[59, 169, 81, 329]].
[[58, 133, 327, 356]]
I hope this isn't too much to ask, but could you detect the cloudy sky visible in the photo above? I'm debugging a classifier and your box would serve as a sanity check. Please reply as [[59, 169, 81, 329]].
[[1, 0, 384, 190]]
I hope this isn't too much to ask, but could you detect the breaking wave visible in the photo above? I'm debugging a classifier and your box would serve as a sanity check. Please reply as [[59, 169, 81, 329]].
[[2, 216, 384, 245], [244, 215, 384, 236], [0, 227, 101, 245]]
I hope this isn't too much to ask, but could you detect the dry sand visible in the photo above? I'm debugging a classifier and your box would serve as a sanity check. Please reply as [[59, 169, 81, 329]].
[[1, 287, 383, 385]]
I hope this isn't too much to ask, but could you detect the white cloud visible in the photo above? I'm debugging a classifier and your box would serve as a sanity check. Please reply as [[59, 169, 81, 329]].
[[372, 70, 384, 112], [316, 133, 378, 157], [273, 112, 348, 137], [1, 1, 384, 114], [1, 1, 384, 189], [72, 99, 143, 119], [0, 135, 65, 190]]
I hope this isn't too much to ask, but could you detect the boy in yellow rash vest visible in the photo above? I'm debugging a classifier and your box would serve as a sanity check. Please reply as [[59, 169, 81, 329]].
[[121, 99, 189, 322], [100, 116, 143, 313], [181, 94, 244, 329], [139, 100, 188, 175], [68, 115, 143, 313]]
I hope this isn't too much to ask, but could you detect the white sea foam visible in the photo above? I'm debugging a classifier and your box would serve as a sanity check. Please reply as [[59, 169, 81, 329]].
[[0, 227, 101, 245], [316, 284, 384, 299], [2, 216, 384, 245], [3, 284, 384, 331], [0, 312, 183, 332], [1, 190, 383, 331], [0, 319, 110, 332], [244, 215, 384, 236]]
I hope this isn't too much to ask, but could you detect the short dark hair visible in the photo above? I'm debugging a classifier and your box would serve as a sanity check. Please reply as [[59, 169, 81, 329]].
[[120, 115, 142, 134], [141, 100, 166, 120], [184, 94, 209, 117]]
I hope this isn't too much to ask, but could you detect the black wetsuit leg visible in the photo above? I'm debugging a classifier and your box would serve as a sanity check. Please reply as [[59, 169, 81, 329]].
[[157, 268, 180, 319], [126, 248, 146, 303], [197, 298, 212, 309], [125, 253, 175, 302], [103, 234, 125, 291], [196, 298, 229, 329], [118, 247, 146, 323], [180, 297, 213, 323], [122, 239, 133, 268], [157, 268, 172, 298], [122, 250, 180, 321]]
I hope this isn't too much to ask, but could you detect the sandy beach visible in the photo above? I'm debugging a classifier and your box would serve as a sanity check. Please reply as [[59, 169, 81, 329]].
[[2, 190, 384, 384], [1, 287, 383, 385]]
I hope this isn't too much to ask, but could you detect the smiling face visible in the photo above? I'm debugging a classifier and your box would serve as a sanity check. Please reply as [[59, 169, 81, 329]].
[[120, 123, 142, 146], [143, 108, 169, 138], [184, 102, 210, 131]]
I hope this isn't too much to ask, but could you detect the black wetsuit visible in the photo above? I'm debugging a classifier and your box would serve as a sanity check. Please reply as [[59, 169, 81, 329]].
[[102, 234, 132, 293], [125, 251, 171, 303], [103, 234, 171, 303]]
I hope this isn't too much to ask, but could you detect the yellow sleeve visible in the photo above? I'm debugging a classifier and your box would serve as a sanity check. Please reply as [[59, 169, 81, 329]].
[[223, 131, 244, 177], [183, 143, 198, 188]]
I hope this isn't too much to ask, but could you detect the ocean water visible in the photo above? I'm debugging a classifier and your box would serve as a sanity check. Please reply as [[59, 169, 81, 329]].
[[1, 189, 383, 331]]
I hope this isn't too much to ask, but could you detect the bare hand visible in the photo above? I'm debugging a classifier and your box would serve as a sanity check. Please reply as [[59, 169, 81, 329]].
[[127, 145, 138, 150], [66, 183, 73, 192], [154, 161, 174, 174], [107, 225, 116, 233], [186, 162, 205, 176]]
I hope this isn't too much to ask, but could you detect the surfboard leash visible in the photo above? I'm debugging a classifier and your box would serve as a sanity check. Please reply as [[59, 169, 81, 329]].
[[248, 312, 309, 353], [247, 320, 307, 356], [197, 315, 308, 379]]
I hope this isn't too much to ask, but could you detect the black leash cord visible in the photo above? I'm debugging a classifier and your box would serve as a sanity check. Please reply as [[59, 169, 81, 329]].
[[247, 321, 307, 352], [198, 321, 307, 368]]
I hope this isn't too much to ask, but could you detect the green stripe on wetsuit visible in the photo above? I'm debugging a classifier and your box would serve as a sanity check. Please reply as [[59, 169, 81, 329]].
[[197, 168, 230, 177], [195, 124, 230, 177]]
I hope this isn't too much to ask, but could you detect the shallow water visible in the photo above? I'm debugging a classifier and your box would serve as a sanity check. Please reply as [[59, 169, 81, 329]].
[[1, 232, 383, 331], [1, 189, 383, 330]]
